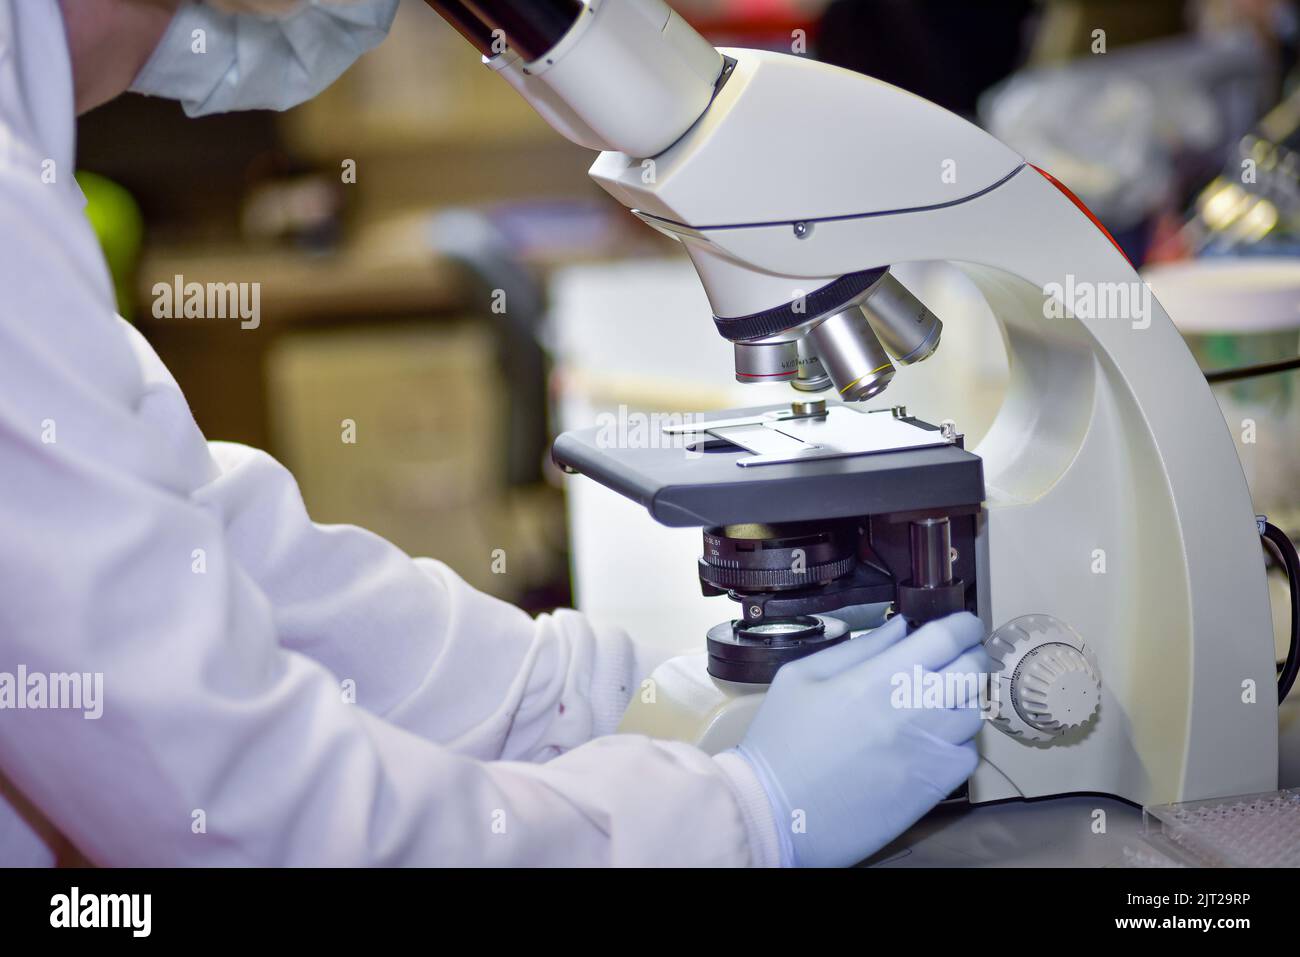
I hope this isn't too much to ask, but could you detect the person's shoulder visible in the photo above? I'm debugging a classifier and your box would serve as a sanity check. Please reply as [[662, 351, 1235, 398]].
[[0, 0, 75, 183]]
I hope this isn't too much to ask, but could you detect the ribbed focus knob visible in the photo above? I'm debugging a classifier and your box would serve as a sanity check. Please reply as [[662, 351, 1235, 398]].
[[1012, 643, 1101, 735], [985, 614, 1102, 744]]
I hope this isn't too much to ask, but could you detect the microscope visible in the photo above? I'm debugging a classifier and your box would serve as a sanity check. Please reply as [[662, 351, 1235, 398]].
[[425, 0, 1280, 807]]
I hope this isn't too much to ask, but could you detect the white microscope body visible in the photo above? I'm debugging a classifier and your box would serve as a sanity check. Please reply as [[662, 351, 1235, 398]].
[[429, 0, 1279, 807], [598, 48, 1276, 807]]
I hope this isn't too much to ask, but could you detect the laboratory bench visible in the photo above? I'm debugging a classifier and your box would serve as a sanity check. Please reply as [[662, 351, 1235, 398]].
[[866, 695, 1300, 867]]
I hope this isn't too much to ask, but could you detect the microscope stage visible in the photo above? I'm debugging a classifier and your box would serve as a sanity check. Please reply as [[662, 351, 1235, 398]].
[[552, 404, 985, 527]]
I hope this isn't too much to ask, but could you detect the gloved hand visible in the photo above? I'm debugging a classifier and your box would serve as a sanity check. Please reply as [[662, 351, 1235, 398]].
[[734, 611, 990, 868], [130, 0, 400, 116]]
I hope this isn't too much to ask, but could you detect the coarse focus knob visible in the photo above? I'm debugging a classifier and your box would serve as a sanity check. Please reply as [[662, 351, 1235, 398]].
[[1012, 643, 1100, 735], [985, 614, 1101, 743]]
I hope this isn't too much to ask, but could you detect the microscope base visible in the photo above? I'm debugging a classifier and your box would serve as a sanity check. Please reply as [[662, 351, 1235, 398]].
[[618, 653, 767, 755]]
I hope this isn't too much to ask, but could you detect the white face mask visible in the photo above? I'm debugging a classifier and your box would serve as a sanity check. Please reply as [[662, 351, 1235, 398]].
[[130, 0, 400, 115]]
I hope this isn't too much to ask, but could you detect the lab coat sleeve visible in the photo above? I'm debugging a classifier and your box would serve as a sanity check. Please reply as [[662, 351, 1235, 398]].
[[0, 0, 780, 868], [188, 437, 647, 761], [0, 289, 771, 868], [118, 319, 659, 761], [0, 459, 767, 866]]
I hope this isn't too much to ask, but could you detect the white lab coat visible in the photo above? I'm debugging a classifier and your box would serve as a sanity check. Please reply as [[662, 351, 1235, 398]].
[[0, 3, 779, 866]]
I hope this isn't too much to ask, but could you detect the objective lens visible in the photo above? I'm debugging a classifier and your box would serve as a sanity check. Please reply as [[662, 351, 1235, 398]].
[[791, 336, 832, 392], [861, 272, 943, 365], [806, 306, 896, 402], [733, 340, 799, 383]]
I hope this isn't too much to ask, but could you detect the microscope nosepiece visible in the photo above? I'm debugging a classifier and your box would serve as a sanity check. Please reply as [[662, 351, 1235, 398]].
[[807, 306, 896, 402]]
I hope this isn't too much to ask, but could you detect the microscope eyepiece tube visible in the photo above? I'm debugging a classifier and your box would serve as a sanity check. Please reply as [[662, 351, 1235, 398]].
[[806, 307, 896, 402], [422, 0, 502, 56], [524, 0, 724, 158], [427, 0, 725, 158], [860, 273, 943, 365], [424, 0, 586, 61], [733, 341, 799, 383]]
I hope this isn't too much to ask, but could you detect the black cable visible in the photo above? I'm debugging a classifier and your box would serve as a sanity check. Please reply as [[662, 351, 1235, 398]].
[[1204, 355, 1300, 384], [1261, 520, 1300, 702]]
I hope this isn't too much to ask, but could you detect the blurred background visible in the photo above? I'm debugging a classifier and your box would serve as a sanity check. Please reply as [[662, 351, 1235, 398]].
[[76, 0, 1300, 651]]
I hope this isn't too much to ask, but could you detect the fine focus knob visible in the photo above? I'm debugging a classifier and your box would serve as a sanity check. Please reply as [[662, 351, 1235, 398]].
[[985, 614, 1101, 743], [1012, 643, 1101, 736]]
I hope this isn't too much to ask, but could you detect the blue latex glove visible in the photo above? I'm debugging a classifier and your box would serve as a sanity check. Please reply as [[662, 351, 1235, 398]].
[[734, 611, 990, 868], [130, 0, 399, 116]]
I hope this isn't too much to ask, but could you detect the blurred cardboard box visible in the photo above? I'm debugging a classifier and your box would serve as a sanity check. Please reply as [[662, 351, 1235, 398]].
[[266, 322, 515, 595]]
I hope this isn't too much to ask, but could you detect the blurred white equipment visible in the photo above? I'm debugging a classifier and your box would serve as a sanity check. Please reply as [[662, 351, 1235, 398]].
[[1144, 257, 1300, 524]]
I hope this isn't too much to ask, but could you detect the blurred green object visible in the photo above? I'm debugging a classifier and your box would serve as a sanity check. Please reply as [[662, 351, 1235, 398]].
[[76, 171, 144, 320]]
